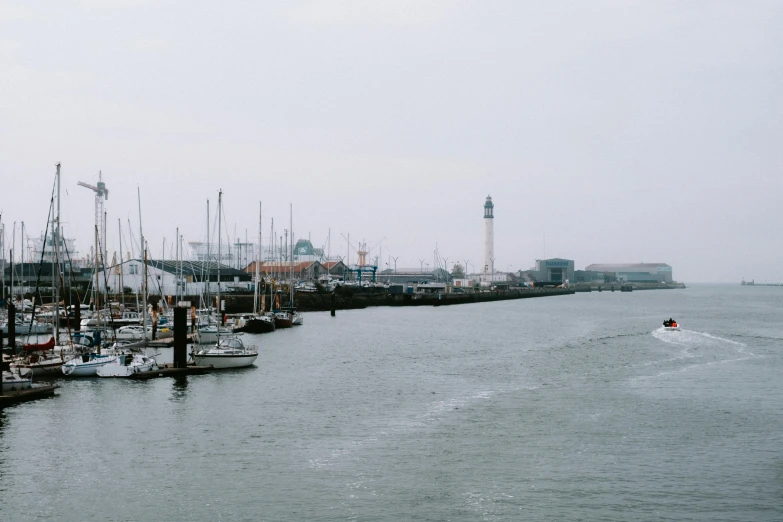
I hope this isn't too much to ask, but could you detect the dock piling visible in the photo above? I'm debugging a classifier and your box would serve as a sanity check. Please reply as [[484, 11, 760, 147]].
[[173, 307, 188, 368], [330, 292, 336, 317], [7, 303, 16, 350]]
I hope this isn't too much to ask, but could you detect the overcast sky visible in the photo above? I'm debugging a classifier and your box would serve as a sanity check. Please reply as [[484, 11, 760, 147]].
[[1, 1, 781, 282]]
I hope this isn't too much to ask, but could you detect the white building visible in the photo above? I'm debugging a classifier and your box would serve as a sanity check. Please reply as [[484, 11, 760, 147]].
[[97, 259, 252, 297]]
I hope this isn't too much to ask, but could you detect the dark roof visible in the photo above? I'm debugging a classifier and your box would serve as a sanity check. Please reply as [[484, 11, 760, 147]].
[[125, 259, 250, 278]]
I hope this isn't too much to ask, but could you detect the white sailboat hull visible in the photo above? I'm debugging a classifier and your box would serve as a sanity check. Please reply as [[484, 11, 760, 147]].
[[192, 353, 258, 369], [1, 372, 33, 391], [61, 354, 120, 377], [96, 354, 158, 377]]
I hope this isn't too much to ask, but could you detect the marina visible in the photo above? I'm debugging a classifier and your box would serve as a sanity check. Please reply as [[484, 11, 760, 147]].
[[0, 285, 781, 520]]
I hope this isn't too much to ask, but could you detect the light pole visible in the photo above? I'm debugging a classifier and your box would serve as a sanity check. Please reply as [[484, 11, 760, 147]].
[[490, 257, 496, 280], [464, 259, 470, 278], [392, 256, 399, 275], [419, 258, 425, 274], [441, 256, 450, 282]]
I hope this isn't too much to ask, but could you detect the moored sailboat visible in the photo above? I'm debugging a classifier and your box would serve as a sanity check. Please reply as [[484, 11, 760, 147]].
[[191, 190, 259, 369]]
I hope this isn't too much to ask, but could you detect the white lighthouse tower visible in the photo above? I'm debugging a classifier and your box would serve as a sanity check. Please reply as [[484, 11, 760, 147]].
[[483, 195, 494, 274]]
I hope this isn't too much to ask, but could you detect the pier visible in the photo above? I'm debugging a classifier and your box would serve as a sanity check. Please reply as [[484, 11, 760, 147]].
[[0, 386, 58, 409]]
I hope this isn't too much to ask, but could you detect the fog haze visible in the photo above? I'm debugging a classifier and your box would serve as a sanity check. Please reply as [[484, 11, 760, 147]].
[[1, 1, 781, 282]]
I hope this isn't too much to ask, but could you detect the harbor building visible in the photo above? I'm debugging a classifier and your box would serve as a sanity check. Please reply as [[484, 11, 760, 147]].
[[584, 263, 673, 283], [97, 259, 252, 296], [530, 258, 575, 284], [483, 195, 494, 273]]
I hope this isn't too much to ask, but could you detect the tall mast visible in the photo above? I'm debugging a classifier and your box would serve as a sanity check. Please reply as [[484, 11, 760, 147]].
[[53, 164, 61, 342], [118, 219, 124, 310], [217, 190, 222, 329], [138, 187, 147, 337], [205, 199, 210, 310], [175, 227, 179, 302], [254, 202, 261, 315], [289, 203, 293, 304]]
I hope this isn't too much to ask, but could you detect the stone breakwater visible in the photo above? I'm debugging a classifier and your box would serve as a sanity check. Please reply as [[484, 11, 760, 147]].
[[219, 287, 575, 313]]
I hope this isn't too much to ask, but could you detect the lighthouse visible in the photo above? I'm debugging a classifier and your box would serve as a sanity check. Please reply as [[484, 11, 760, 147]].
[[483, 195, 494, 274]]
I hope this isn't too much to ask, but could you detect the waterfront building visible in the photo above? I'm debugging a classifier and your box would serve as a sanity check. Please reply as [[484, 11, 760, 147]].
[[584, 263, 673, 283], [97, 259, 252, 296], [531, 258, 575, 284]]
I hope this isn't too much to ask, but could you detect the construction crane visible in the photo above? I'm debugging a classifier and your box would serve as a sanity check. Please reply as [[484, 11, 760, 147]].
[[341, 234, 385, 267], [341, 234, 386, 283], [78, 172, 109, 266]]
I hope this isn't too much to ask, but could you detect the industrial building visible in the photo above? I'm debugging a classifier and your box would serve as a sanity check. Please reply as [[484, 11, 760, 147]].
[[584, 263, 673, 283], [97, 259, 252, 296], [530, 258, 575, 284]]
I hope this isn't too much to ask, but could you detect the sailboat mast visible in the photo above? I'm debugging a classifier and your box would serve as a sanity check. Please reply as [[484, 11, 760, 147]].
[[138, 187, 147, 336], [175, 227, 179, 303], [253, 201, 264, 314], [205, 199, 210, 311], [53, 164, 61, 342], [217, 190, 222, 328], [118, 219, 124, 310], [289, 203, 293, 304]]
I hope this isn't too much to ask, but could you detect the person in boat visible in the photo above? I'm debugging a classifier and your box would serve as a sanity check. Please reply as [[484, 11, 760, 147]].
[[663, 319, 670, 327]]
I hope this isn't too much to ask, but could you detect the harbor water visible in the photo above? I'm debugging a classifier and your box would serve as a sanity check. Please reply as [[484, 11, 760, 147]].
[[1, 285, 782, 520]]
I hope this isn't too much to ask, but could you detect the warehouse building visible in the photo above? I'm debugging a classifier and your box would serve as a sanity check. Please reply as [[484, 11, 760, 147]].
[[530, 258, 575, 284], [584, 263, 673, 283]]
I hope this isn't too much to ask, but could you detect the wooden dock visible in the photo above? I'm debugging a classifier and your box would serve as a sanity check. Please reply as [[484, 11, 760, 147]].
[[147, 334, 196, 348], [0, 386, 58, 409], [128, 363, 213, 380]]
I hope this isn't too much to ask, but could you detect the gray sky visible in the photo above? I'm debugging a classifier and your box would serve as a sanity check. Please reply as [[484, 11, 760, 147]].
[[1, 1, 781, 282]]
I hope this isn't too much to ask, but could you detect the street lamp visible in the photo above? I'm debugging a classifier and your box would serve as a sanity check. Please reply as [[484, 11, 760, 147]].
[[392, 256, 399, 274], [490, 257, 496, 280], [419, 258, 425, 274]]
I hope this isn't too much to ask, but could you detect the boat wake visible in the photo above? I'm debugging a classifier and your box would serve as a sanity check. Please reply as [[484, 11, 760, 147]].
[[652, 327, 752, 353], [309, 385, 534, 473], [632, 327, 760, 384]]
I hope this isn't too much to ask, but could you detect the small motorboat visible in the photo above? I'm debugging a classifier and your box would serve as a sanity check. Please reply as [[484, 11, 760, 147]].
[[662, 318, 680, 331]]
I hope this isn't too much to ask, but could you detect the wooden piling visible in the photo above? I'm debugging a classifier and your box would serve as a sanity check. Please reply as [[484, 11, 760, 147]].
[[7, 303, 16, 349], [330, 292, 336, 317]]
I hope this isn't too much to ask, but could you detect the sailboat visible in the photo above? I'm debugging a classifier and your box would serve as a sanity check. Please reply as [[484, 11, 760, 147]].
[[233, 202, 275, 334], [1, 370, 33, 391], [11, 165, 72, 376], [64, 187, 156, 377], [286, 203, 304, 326], [192, 190, 259, 369]]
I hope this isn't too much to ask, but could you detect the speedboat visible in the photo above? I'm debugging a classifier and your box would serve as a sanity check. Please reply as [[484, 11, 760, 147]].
[[96, 352, 159, 377], [191, 336, 258, 369], [662, 318, 681, 331]]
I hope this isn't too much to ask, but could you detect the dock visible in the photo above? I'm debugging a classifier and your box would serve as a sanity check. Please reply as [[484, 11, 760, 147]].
[[0, 386, 59, 409], [147, 333, 196, 348], [128, 363, 213, 380]]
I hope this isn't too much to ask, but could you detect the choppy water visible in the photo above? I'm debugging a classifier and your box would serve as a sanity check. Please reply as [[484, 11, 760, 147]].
[[1, 285, 782, 521]]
